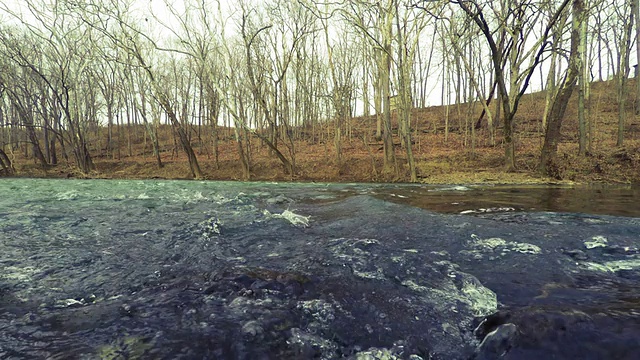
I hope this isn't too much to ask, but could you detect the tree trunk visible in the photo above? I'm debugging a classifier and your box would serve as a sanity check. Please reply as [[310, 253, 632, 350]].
[[41, 94, 51, 163], [235, 128, 250, 181], [362, 44, 371, 118], [208, 87, 220, 169], [138, 91, 163, 169], [167, 105, 203, 179], [6, 93, 47, 166], [540, 0, 583, 176], [381, 46, 397, 174], [635, 0, 640, 115], [374, 55, 383, 141], [144, 66, 201, 177], [27, 124, 47, 166], [394, 3, 417, 182], [252, 128, 292, 174], [503, 111, 516, 172], [17, 102, 47, 166], [50, 108, 58, 165], [542, 44, 558, 132], [0, 148, 13, 175], [577, 7, 588, 156], [63, 97, 93, 174], [234, 98, 251, 180], [616, 2, 634, 147]]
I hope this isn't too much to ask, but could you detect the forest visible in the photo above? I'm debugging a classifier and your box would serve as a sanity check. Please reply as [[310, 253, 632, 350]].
[[0, 0, 639, 183]]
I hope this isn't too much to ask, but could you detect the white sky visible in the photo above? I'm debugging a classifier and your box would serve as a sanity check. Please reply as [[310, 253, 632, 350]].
[[0, 0, 636, 112]]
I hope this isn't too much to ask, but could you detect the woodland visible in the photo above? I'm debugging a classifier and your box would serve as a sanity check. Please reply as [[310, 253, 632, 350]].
[[0, 0, 639, 184]]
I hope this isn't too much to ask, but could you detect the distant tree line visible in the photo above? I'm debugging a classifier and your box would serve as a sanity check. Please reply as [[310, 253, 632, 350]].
[[0, 0, 638, 180]]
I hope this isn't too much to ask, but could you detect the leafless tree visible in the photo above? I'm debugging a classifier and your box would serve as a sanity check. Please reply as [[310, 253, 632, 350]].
[[0, 2, 97, 173], [80, 0, 204, 178], [453, 0, 572, 172]]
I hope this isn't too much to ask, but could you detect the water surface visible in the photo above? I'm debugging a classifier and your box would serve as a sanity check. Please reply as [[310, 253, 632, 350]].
[[1, 179, 638, 359]]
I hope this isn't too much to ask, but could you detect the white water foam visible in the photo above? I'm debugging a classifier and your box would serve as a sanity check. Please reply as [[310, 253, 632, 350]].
[[56, 190, 80, 200], [459, 207, 516, 215], [465, 234, 541, 257], [263, 209, 310, 227], [429, 186, 473, 192], [584, 236, 608, 249]]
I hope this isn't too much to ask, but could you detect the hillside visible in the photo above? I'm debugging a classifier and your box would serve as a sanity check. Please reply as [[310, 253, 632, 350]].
[[8, 79, 640, 184]]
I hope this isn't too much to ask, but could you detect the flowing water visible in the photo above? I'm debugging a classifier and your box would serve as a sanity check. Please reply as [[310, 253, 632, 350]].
[[0, 179, 639, 359]]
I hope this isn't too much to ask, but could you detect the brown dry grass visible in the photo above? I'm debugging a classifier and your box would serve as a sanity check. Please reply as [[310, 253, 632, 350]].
[[9, 79, 640, 184]]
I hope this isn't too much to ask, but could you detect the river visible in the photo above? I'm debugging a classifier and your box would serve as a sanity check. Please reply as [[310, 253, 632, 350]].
[[1, 179, 639, 359]]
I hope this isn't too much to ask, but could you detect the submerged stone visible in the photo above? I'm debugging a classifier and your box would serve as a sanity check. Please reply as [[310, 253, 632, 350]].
[[475, 323, 517, 359], [97, 335, 154, 359], [583, 259, 640, 273], [563, 249, 589, 260], [460, 277, 498, 317], [266, 194, 292, 205]]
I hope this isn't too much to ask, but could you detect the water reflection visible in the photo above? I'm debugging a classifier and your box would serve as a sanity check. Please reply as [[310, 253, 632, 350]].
[[368, 185, 640, 218]]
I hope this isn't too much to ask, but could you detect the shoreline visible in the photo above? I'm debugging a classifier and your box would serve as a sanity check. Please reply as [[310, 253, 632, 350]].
[[5, 159, 634, 187]]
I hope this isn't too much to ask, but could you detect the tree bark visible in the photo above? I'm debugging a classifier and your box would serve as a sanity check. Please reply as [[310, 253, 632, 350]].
[[577, 6, 588, 156], [616, 2, 635, 147], [8, 98, 47, 166], [381, 43, 397, 175], [635, 0, 640, 115], [374, 52, 383, 141], [161, 95, 203, 179], [540, 0, 584, 176], [138, 90, 163, 169], [394, 1, 418, 182], [0, 148, 13, 175]]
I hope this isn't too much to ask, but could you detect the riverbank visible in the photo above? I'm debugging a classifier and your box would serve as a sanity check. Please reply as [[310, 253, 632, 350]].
[[8, 133, 639, 185], [3, 78, 640, 185]]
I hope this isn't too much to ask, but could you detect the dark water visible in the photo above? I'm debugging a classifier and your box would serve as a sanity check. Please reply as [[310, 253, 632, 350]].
[[1, 179, 639, 359]]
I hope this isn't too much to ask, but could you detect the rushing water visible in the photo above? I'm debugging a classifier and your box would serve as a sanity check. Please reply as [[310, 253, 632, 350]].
[[1, 179, 639, 359]]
